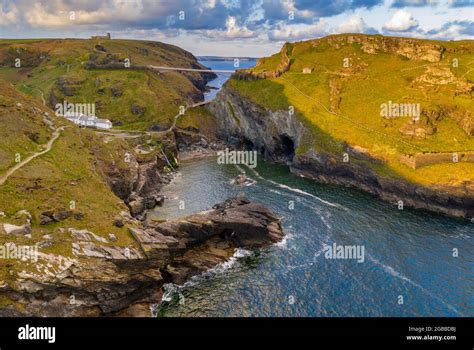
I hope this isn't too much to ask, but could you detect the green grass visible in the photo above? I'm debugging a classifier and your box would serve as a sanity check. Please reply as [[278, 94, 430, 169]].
[[176, 106, 218, 138], [0, 38, 208, 130], [230, 34, 474, 187], [0, 81, 143, 286]]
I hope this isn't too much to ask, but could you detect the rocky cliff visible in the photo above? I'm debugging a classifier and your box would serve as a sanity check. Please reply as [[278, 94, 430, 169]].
[[0, 196, 283, 316], [207, 84, 311, 162], [95, 134, 178, 220], [208, 84, 474, 219]]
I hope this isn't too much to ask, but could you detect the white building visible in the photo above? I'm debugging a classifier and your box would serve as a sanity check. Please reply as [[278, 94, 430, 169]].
[[95, 118, 113, 129], [63, 111, 112, 130]]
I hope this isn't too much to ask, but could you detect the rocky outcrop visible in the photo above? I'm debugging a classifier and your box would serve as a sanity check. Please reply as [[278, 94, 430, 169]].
[[0, 196, 283, 316], [331, 34, 444, 62], [233, 42, 291, 80], [173, 128, 210, 152], [95, 134, 178, 220], [209, 83, 474, 219]]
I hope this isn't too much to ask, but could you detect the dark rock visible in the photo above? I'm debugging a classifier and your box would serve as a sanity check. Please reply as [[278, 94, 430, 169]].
[[174, 128, 209, 152], [111, 85, 123, 97], [39, 214, 54, 225], [95, 44, 107, 52], [113, 217, 124, 228], [128, 196, 145, 217], [52, 209, 72, 221], [154, 195, 283, 249], [145, 197, 156, 209], [148, 124, 167, 131], [56, 76, 78, 97], [131, 104, 146, 115], [155, 195, 165, 206], [73, 212, 84, 220]]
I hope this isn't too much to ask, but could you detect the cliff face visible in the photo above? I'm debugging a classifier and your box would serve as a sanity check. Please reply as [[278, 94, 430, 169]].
[[208, 84, 474, 219], [95, 136, 177, 220], [207, 84, 311, 162], [330, 34, 444, 62]]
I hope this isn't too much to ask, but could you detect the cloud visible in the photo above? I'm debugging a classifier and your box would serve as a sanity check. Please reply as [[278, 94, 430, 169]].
[[449, 0, 474, 7], [336, 16, 379, 34], [426, 20, 474, 39], [391, 0, 438, 7], [292, 0, 384, 17], [268, 20, 329, 41], [383, 10, 419, 32], [0, 2, 18, 26], [0, 0, 472, 55], [202, 16, 257, 39]]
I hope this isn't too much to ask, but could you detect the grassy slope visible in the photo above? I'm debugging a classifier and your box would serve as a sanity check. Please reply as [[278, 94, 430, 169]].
[[0, 81, 138, 293], [175, 106, 218, 139], [0, 38, 206, 130], [229, 34, 474, 187]]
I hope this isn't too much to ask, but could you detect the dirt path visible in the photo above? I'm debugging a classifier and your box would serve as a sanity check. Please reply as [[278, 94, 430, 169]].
[[97, 100, 211, 139], [0, 127, 65, 186]]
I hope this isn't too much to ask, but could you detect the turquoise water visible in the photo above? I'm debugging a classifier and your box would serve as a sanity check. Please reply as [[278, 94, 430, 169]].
[[199, 59, 256, 101], [152, 157, 473, 317]]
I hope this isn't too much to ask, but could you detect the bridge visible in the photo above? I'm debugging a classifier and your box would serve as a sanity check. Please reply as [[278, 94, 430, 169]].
[[148, 65, 235, 73]]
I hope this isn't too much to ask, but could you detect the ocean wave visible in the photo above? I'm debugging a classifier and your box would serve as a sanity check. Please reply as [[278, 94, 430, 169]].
[[158, 248, 254, 306], [242, 164, 347, 210], [367, 254, 463, 316], [275, 231, 294, 249], [285, 241, 328, 272]]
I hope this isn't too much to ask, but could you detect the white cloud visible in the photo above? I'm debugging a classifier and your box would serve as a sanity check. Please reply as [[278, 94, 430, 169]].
[[268, 21, 329, 41], [202, 16, 256, 39], [383, 10, 419, 32], [427, 22, 473, 40], [23, 1, 145, 28], [224, 16, 255, 38], [337, 16, 369, 33]]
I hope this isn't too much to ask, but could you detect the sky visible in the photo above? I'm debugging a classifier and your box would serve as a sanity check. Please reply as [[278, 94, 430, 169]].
[[0, 0, 473, 57]]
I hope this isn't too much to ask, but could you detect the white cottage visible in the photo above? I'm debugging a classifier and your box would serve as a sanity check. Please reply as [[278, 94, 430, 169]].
[[95, 118, 113, 129], [63, 111, 112, 129]]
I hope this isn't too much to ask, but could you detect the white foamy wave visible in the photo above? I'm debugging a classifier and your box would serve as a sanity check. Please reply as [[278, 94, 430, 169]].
[[285, 241, 328, 272], [234, 164, 246, 174], [268, 188, 284, 195], [158, 248, 254, 306], [243, 164, 265, 180], [268, 180, 346, 210], [161, 283, 180, 303], [368, 254, 463, 316], [319, 214, 332, 229], [275, 231, 294, 249], [243, 163, 347, 210]]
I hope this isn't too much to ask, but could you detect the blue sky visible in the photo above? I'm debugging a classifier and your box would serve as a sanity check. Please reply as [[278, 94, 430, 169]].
[[0, 0, 472, 56]]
